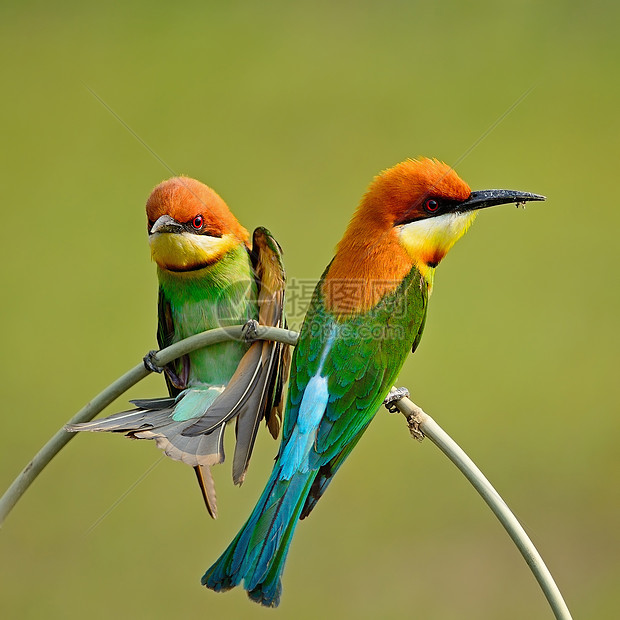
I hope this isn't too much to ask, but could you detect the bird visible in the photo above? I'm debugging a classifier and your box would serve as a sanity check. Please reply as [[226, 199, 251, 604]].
[[67, 176, 290, 518], [190, 157, 545, 605]]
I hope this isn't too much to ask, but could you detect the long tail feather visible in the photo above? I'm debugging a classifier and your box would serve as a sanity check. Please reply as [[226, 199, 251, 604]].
[[203, 466, 314, 607]]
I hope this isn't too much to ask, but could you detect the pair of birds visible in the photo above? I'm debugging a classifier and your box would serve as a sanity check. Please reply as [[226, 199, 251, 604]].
[[69, 158, 544, 607]]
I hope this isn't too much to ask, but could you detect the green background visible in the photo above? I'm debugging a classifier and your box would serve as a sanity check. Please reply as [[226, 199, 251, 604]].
[[1, 1, 618, 618]]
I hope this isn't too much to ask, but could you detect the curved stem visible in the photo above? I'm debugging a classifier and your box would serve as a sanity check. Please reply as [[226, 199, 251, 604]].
[[0, 326, 573, 620], [0, 325, 299, 527], [392, 396, 573, 620]]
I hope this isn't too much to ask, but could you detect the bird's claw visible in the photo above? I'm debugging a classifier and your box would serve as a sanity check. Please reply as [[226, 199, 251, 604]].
[[242, 319, 260, 343], [383, 386, 410, 413], [143, 350, 164, 373]]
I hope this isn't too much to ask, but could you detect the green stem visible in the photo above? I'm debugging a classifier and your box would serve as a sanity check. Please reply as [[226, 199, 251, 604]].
[[0, 326, 572, 619], [0, 325, 299, 527], [394, 396, 573, 620]]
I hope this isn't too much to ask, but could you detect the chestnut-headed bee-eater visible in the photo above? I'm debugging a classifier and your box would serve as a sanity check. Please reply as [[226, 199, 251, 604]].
[[68, 177, 289, 517], [192, 158, 544, 605]]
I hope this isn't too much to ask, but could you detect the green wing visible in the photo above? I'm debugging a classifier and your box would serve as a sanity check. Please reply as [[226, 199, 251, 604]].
[[284, 267, 428, 517]]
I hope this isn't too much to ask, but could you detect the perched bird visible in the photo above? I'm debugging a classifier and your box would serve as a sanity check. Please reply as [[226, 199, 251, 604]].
[[193, 158, 545, 605], [67, 177, 289, 517]]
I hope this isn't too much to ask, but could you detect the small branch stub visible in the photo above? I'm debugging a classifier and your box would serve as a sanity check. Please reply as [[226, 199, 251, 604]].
[[405, 410, 426, 441]]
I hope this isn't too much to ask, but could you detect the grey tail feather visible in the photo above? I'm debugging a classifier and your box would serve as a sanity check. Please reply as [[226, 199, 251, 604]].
[[232, 339, 282, 484], [129, 397, 176, 409], [66, 400, 226, 470], [179, 339, 279, 485], [181, 327, 287, 486], [181, 344, 264, 437], [65, 406, 175, 434]]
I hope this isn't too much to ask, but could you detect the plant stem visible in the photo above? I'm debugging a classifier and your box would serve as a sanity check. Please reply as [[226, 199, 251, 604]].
[[0, 325, 298, 526], [392, 395, 573, 620], [0, 325, 572, 619]]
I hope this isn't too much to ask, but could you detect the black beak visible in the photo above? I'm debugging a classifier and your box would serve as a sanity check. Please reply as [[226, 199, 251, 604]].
[[457, 189, 546, 213]]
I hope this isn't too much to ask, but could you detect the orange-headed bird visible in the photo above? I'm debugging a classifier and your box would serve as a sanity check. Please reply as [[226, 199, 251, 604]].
[[68, 177, 289, 517], [187, 158, 544, 605]]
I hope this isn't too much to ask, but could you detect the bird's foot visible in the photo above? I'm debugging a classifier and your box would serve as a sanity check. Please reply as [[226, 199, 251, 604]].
[[242, 319, 260, 343], [385, 387, 425, 441], [143, 350, 164, 373], [383, 386, 410, 413]]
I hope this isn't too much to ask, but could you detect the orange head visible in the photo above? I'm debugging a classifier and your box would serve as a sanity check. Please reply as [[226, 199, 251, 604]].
[[146, 177, 249, 272], [324, 158, 545, 313]]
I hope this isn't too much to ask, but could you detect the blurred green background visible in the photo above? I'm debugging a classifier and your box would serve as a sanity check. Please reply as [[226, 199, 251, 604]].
[[1, 1, 618, 618]]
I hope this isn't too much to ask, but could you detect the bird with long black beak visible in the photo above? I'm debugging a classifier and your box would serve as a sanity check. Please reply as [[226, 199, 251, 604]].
[[196, 157, 544, 606]]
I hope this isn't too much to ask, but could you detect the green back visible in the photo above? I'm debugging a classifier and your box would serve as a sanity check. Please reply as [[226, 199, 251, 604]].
[[284, 265, 429, 469]]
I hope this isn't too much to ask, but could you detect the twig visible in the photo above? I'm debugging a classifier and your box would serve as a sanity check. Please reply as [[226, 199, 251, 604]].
[[390, 395, 573, 620]]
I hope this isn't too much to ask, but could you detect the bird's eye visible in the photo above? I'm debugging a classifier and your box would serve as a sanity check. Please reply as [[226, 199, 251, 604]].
[[191, 215, 204, 230], [424, 199, 440, 213]]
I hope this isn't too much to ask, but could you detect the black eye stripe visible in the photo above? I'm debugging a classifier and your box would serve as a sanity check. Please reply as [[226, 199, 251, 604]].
[[182, 221, 223, 237], [393, 197, 461, 226]]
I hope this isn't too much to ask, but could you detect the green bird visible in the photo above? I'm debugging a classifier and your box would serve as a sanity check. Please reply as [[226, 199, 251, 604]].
[[190, 157, 545, 604], [68, 177, 289, 517]]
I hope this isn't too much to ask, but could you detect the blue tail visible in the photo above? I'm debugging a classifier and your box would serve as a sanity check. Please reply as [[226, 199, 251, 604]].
[[203, 465, 315, 607]]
